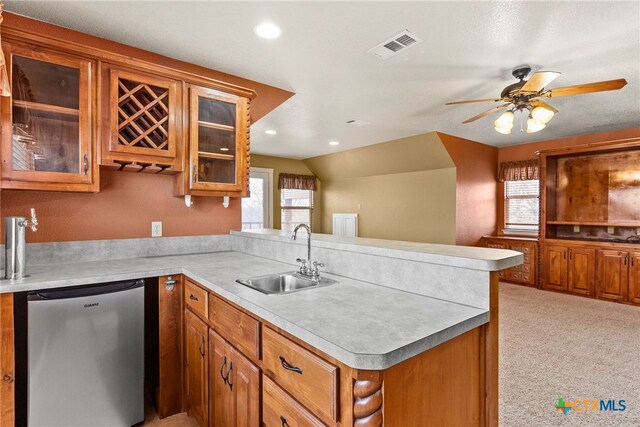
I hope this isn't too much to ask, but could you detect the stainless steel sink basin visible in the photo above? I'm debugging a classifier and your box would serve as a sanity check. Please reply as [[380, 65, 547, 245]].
[[235, 272, 337, 294]]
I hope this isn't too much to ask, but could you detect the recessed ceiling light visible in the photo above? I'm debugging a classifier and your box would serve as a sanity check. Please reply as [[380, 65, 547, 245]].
[[265, 129, 277, 135], [329, 141, 340, 146], [255, 22, 281, 39]]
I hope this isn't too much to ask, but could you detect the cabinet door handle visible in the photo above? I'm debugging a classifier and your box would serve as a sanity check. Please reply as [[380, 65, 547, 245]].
[[192, 165, 197, 184], [563, 251, 567, 260], [83, 154, 88, 175], [226, 362, 233, 390], [220, 356, 228, 384], [624, 256, 627, 266], [280, 416, 290, 427], [198, 336, 205, 358], [190, 294, 198, 301], [279, 356, 303, 375]]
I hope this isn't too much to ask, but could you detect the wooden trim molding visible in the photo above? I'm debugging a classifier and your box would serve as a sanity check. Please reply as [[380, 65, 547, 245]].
[[0, 293, 15, 425], [353, 379, 383, 427]]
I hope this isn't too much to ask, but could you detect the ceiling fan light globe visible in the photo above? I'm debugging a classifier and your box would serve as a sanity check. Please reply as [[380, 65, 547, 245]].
[[526, 117, 546, 133], [531, 106, 554, 124], [494, 111, 515, 128], [494, 125, 512, 135]]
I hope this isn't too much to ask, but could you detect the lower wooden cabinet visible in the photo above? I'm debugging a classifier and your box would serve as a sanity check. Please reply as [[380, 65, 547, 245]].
[[185, 310, 208, 427], [630, 253, 640, 304], [262, 375, 326, 427], [541, 243, 640, 304], [542, 245, 568, 291], [482, 237, 538, 287], [567, 248, 595, 296], [597, 250, 629, 301], [209, 329, 260, 427]]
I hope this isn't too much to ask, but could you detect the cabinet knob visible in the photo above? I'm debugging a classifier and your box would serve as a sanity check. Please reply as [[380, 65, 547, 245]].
[[83, 154, 88, 175], [3, 374, 13, 383]]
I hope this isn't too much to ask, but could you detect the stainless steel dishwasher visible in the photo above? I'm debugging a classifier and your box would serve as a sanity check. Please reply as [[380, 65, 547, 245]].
[[27, 279, 145, 426]]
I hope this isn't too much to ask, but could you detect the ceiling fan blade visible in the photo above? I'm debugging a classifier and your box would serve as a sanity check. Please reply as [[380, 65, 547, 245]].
[[521, 71, 561, 92], [546, 79, 627, 98], [446, 98, 502, 105], [462, 104, 510, 124], [530, 99, 558, 113]]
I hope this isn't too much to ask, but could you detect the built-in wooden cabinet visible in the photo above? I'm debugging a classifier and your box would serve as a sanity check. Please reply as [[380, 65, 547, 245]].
[[100, 66, 182, 173], [482, 237, 537, 287], [539, 139, 640, 305], [209, 329, 260, 427], [184, 309, 208, 427], [178, 85, 250, 197], [1, 40, 98, 191]]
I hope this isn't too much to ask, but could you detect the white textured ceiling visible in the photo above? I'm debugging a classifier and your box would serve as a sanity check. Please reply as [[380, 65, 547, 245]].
[[5, 1, 640, 159]]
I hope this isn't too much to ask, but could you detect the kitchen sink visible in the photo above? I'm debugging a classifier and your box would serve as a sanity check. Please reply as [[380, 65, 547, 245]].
[[235, 272, 337, 294]]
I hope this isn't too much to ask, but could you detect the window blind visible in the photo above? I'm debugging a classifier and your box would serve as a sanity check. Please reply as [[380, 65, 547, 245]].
[[505, 180, 539, 230]]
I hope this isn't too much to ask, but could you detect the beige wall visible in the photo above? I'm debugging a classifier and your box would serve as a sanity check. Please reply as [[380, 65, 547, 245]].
[[321, 168, 457, 244], [250, 154, 322, 232], [304, 132, 458, 244]]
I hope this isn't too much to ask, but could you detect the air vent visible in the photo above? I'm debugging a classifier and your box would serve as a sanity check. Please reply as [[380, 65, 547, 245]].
[[346, 119, 370, 127], [367, 30, 422, 60]]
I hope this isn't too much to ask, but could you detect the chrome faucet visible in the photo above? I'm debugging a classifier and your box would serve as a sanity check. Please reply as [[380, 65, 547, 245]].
[[291, 224, 324, 280], [4, 208, 38, 279]]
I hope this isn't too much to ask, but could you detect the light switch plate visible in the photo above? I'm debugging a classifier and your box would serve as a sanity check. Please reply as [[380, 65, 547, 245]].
[[152, 221, 162, 237]]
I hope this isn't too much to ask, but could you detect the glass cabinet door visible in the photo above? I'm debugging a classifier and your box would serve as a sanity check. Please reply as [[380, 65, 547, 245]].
[[188, 86, 247, 192], [1, 42, 93, 188]]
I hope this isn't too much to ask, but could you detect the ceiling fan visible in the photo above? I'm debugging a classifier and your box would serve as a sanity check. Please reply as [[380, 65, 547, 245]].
[[446, 65, 627, 134]]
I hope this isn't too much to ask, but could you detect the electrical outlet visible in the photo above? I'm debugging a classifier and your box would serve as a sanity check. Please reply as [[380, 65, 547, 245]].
[[573, 225, 580, 233], [637, 227, 640, 236], [607, 226, 615, 234], [357, 203, 362, 210], [151, 221, 162, 237]]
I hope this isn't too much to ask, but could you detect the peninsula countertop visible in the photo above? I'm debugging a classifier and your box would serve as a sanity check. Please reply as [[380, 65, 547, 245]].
[[0, 250, 489, 370]]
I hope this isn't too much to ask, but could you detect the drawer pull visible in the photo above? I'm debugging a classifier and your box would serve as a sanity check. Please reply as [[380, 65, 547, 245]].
[[198, 336, 205, 357], [190, 294, 199, 301], [226, 362, 233, 390], [220, 356, 228, 384], [279, 355, 303, 375], [280, 415, 290, 427]]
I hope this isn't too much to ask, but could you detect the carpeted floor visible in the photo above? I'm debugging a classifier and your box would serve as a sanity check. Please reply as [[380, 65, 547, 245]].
[[499, 283, 640, 427]]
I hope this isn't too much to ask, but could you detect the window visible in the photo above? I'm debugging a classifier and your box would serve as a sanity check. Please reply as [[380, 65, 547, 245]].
[[281, 189, 313, 232], [504, 179, 539, 232]]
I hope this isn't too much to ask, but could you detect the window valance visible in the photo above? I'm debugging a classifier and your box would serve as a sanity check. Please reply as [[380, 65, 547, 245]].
[[0, 5, 11, 97], [499, 159, 539, 182], [278, 173, 317, 191]]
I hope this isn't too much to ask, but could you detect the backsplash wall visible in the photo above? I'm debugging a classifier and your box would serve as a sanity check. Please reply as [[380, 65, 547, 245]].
[[1, 169, 241, 242]]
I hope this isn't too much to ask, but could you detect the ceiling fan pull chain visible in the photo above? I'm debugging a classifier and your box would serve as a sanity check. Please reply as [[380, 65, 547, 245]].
[[519, 110, 524, 133]]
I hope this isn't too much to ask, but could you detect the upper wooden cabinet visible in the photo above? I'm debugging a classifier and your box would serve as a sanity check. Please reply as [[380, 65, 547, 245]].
[[100, 66, 182, 173], [0, 41, 98, 191], [178, 85, 250, 197]]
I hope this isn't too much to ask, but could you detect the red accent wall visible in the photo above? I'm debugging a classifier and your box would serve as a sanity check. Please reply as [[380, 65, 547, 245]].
[[439, 132, 499, 246], [1, 170, 240, 243]]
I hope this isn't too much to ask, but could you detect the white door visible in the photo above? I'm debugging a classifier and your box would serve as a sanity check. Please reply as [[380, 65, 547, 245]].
[[242, 167, 273, 230]]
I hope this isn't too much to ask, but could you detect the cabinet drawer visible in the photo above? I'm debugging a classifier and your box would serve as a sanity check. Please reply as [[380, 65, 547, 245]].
[[262, 327, 338, 423], [263, 375, 326, 427], [209, 296, 260, 360], [185, 280, 208, 319]]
